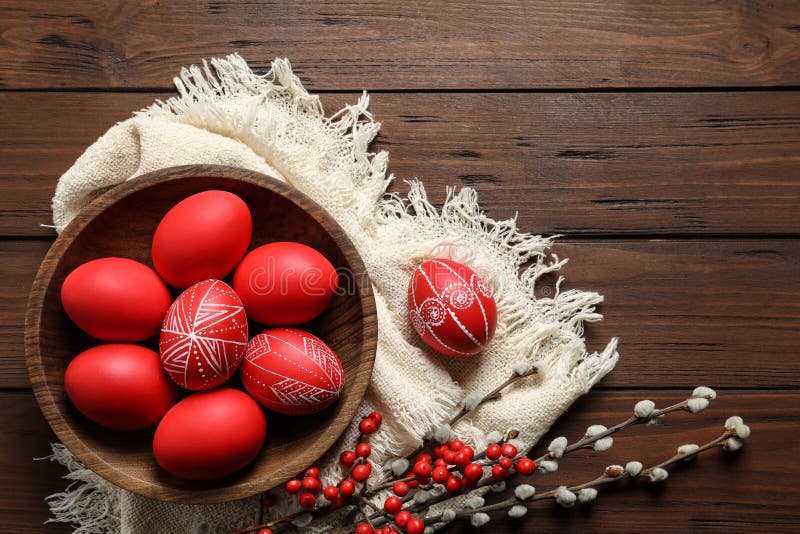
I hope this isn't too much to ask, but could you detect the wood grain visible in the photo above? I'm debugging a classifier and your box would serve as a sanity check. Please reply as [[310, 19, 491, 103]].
[[556, 239, 800, 389], [0, 391, 70, 533], [4, 237, 798, 389], [2, 1, 800, 90], [3, 90, 800, 237], [24, 166, 377, 503], [3, 1, 799, 530], [4, 389, 796, 533]]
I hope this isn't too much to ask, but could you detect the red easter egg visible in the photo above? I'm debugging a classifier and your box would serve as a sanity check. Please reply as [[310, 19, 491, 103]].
[[241, 328, 344, 415], [153, 388, 266, 480], [64, 344, 177, 430], [152, 190, 252, 288], [159, 279, 248, 390], [408, 258, 497, 357], [232, 242, 338, 325], [61, 257, 172, 341]]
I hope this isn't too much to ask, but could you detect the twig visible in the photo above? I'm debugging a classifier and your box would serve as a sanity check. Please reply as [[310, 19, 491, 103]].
[[235, 388, 739, 534], [231, 511, 305, 534], [425, 428, 734, 524], [375, 367, 538, 486], [534, 394, 712, 463], [364, 390, 723, 528]]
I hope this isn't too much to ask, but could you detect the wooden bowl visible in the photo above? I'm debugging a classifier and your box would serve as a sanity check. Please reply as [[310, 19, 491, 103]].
[[25, 165, 377, 504]]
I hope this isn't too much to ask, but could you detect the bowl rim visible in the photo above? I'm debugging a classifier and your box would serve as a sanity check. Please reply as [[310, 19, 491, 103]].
[[25, 164, 378, 503]]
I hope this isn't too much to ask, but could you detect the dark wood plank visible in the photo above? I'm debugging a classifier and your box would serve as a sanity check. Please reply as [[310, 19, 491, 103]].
[[2, 389, 796, 532], [3, 238, 798, 389], [557, 239, 800, 390], [0, 390, 70, 533], [372, 92, 800, 236], [2, 1, 800, 90], [0, 239, 51, 388], [3, 91, 800, 237]]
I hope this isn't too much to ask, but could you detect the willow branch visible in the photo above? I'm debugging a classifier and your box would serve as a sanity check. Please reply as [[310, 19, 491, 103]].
[[425, 429, 733, 524]]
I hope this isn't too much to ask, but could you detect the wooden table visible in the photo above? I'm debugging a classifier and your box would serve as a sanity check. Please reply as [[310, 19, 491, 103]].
[[1, 1, 798, 532]]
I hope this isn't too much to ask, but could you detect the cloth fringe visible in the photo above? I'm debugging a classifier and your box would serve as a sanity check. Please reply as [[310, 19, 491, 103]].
[[41, 444, 121, 533]]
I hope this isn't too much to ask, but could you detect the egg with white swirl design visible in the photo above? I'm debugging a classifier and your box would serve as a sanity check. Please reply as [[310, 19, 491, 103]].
[[408, 258, 497, 357]]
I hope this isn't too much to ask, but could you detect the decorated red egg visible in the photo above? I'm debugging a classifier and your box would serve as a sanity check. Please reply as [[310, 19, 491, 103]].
[[241, 328, 344, 415], [152, 190, 252, 288], [232, 242, 338, 325], [408, 258, 497, 357], [64, 344, 177, 430], [153, 388, 266, 480], [61, 257, 172, 341], [159, 279, 248, 390]]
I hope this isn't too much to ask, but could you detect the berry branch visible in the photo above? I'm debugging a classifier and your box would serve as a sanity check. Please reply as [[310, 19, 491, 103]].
[[231, 384, 748, 534], [420, 417, 750, 529], [376, 363, 539, 487]]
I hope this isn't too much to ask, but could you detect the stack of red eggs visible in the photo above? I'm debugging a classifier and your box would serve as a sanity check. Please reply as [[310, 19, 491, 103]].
[[60, 190, 344, 480]]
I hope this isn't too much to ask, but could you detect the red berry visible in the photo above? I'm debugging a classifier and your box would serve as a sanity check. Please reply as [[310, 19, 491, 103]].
[[498, 456, 513, 469], [340, 478, 356, 496], [443, 450, 456, 464], [415, 453, 432, 464], [445, 474, 462, 492], [298, 492, 316, 509], [304, 466, 320, 479], [302, 476, 322, 494], [433, 444, 448, 457], [384, 495, 403, 514], [413, 461, 432, 478], [434, 458, 447, 466], [323, 485, 339, 500], [356, 442, 372, 458], [462, 476, 478, 490], [486, 443, 502, 460], [417, 476, 431, 486], [340, 450, 357, 466], [352, 463, 371, 482], [331, 494, 345, 507], [461, 446, 475, 460], [258, 529, 273, 534], [359, 418, 377, 434], [355, 523, 373, 534], [395, 510, 412, 528], [432, 465, 450, 483], [453, 451, 469, 468], [463, 463, 483, 481], [406, 518, 425, 534], [516, 458, 536, 475], [261, 492, 275, 508], [285, 479, 301, 494], [501, 443, 518, 458], [393, 481, 409, 496], [367, 411, 383, 426], [405, 473, 419, 488], [449, 439, 465, 451], [491, 465, 509, 481]]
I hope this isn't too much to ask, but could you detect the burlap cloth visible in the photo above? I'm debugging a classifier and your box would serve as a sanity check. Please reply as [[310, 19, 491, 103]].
[[45, 55, 618, 533]]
